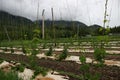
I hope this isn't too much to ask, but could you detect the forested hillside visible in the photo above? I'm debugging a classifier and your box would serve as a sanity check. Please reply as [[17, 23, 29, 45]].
[[0, 11, 120, 40]]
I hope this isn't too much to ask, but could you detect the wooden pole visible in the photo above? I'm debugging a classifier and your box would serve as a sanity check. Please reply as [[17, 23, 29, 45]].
[[37, 1, 39, 23], [51, 8, 55, 39], [77, 24, 79, 39], [103, 0, 108, 28], [4, 13, 11, 42], [4, 26, 11, 42], [42, 9, 45, 39]]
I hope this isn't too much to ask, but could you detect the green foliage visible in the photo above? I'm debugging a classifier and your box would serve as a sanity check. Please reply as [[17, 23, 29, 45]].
[[81, 73, 100, 80], [58, 46, 68, 61], [12, 64, 25, 72], [89, 74, 100, 80], [105, 27, 110, 34], [30, 43, 39, 56], [80, 64, 90, 72], [31, 49, 39, 56], [103, 19, 107, 23], [0, 10, 120, 40], [79, 52, 100, 80], [28, 55, 37, 68], [110, 26, 120, 33], [33, 66, 47, 78], [94, 48, 106, 65], [30, 29, 40, 56], [0, 69, 23, 80], [45, 46, 53, 56], [33, 29, 40, 38], [43, 43, 47, 49], [0, 59, 3, 64], [22, 46, 27, 54], [10, 47, 14, 54], [3, 47, 8, 52], [28, 55, 48, 78], [79, 53, 89, 80], [79, 55, 86, 64], [32, 37, 40, 44]]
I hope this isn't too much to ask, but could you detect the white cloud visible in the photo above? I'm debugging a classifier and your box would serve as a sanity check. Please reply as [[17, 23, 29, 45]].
[[0, 0, 120, 27]]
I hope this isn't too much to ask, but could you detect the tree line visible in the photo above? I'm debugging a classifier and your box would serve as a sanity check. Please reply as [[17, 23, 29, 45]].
[[0, 11, 120, 40]]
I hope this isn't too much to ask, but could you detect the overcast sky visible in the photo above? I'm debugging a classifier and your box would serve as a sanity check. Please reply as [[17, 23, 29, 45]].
[[0, 0, 120, 27]]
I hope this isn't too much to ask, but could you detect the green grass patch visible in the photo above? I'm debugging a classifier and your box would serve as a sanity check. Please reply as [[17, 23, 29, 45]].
[[0, 69, 23, 80]]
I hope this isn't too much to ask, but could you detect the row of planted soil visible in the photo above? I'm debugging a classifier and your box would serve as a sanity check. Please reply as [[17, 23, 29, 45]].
[[0, 53, 120, 80]]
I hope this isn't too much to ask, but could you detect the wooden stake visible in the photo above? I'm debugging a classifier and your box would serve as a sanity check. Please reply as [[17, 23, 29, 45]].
[[4, 26, 11, 42], [103, 0, 109, 28], [42, 9, 45, 39], [51, 8, 55, 39]]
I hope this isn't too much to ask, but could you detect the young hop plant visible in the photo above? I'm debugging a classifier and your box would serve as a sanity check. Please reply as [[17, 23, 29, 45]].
[[45, 46, 53, 56], [79, 53, 100, 80], [28, 28, 48, 77], [58, 46, 68, 61], [22, 46, 27, 54], [94, 48, 106, 66], [10, 46, 14, 54], [93, 36, 108, 66], [79, 54, 90, 80]]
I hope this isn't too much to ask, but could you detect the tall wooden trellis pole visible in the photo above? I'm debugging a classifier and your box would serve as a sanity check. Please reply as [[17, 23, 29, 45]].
[[42, 9, 45, 39], [103, 0, 109, 28], [51, 8, 55, 39], [3, 26, 11, 42], [37, 1, 40, 24]]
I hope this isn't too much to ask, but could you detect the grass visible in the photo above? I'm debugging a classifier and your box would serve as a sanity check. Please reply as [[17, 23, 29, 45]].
[[0, 36, 120, 47], [0, 40, 31, 47], [0, 69, 23, 80]]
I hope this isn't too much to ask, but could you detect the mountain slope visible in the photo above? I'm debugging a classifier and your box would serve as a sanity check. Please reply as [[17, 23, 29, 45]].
[[0, 11, 108, 40], [0, 11, 33, 27]]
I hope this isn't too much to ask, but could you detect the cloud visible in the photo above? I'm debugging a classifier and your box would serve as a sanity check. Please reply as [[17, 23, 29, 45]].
[[0, 0, 120, 27]]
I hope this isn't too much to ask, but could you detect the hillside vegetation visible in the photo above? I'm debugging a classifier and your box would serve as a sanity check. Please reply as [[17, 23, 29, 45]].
[[0, 11, 120, 40]]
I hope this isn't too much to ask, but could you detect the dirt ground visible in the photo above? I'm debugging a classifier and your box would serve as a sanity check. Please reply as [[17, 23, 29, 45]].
[[0, 53, 120, 80]]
